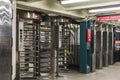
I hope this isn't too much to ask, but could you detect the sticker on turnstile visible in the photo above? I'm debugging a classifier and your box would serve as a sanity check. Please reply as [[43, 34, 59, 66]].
[[64, 49, 69, 53], [87, 42, 90, 50], [0, 0, 12, 26], [19, 22, 24, 51]]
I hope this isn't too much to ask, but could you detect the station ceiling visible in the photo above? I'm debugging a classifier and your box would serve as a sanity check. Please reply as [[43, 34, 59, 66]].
[[16, 0, 120, 19]]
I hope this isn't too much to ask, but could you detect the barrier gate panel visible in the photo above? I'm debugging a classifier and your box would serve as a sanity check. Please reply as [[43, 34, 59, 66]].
[[102, 31, 108, 67], [108, 29, 113, 64], [96, 31, 103, 69], [91, 22, 114, 71], [108, 25, 113, 65]]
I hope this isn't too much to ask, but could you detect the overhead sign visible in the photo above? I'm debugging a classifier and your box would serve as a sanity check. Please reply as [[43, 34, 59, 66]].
[[97, 15, 120, 22]]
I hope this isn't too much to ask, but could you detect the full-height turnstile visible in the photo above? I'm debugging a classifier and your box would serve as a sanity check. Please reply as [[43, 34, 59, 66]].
[[58, 20, 80, 71], [39, 20, 52, 78], [0, 0, 12, 80], [69, 24, 80, 66], [58, 23, 70, 70], [39, 17, 59, 77], [18, 13, 58, 79], [18, 11, 40, 79]]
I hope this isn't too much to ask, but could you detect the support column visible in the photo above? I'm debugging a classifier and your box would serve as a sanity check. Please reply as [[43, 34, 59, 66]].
[[80, 21, 91, 73]]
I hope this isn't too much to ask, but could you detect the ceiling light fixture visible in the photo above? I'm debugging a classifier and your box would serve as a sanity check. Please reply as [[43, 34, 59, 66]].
[[89, 6, 120, 13], [61, 0, 90, 4]]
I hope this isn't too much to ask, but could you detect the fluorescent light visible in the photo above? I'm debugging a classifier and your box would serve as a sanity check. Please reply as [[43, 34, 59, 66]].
[[61, 0, 90, 4], [89, 6, 120, 13]]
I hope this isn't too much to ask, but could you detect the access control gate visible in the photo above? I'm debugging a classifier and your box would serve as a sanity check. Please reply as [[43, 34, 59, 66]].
[[18, 19, 40, 79], [17, 11, 41, 79], [80, 21, 114, 73], [17, 11, 57, 79], [92, 22, 114, 71]]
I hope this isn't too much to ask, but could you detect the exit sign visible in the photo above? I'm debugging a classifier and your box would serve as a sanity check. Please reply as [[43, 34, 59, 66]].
[[97, 15, 120, 22]]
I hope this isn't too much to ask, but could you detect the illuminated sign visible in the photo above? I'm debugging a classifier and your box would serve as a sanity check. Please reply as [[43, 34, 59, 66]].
[[115, 40, 120, 44], [86, 29, 91, 43], [97, 15, 120, 22]]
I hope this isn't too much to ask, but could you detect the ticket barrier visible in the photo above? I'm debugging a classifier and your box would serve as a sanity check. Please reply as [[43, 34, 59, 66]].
[[80, 21, 114, 73]]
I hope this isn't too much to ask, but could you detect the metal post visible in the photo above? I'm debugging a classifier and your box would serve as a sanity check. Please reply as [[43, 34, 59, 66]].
[[96, 23, 103, 69], [102, 24, 108, 67], [91, 21, 96, 72], [108, 25, 114, 65]]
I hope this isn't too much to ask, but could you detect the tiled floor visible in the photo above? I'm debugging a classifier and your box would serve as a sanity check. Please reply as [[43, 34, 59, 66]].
[[46, 63, 120, 80]]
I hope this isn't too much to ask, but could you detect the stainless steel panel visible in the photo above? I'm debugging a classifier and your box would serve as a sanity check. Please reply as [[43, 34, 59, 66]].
[[102, 32, 108, 67], [0, 0, 12, 80], [108, 32, 113, 64], [96, 31, 103, 69], [91, 24, 96, 72]]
